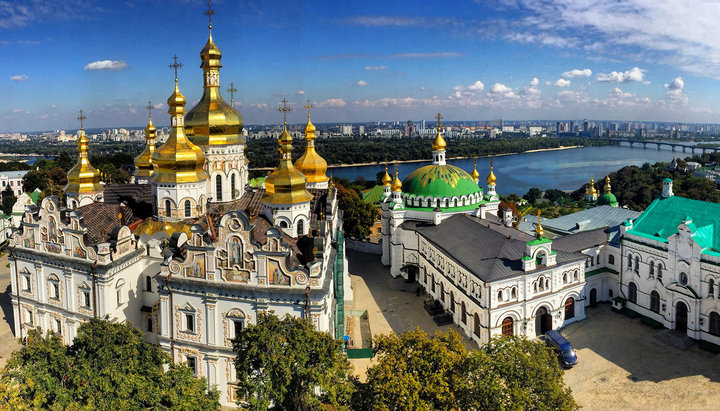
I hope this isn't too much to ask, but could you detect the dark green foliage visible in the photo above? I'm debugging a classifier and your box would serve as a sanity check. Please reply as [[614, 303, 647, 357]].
[[544, 189, 567, 203], [335, 183, 377, 239], [525, 187, 543, 204], [1, 186, 17, 215], [22, 170, 48, 193], [233, 312, 354, 410], [1, 319, 220, 410]]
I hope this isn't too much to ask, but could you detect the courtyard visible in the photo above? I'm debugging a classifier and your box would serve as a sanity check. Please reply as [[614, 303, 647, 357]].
[[346, 250, 720, 409]]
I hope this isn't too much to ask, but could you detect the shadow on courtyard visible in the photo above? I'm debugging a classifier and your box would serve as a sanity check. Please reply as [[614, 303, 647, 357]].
[[0, 284, 15, 337], [562, 303, 720, 384]]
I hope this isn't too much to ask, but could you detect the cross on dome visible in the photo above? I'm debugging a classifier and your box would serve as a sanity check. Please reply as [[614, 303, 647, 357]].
[[146, 101, 153, 119], [77, 109, 86, 130], [278, 98, 292, 125], [304, 98, 313, 119], [169, 55, 183, 82], [226, 82, 238, 106], [204, 0, 215, 31]]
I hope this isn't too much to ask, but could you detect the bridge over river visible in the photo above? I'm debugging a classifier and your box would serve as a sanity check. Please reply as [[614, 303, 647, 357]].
[[608, 139, 720, 154]]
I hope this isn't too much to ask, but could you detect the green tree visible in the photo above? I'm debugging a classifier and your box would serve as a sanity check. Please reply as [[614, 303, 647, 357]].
[[544, 189, 566, 204], [1, 185, 17, 215], [525, 187, 543, 204], [233, 312, 354, 410], [336, 183, 377, 239], [22, 170, 48, 194], [2, 319, 220, 409]]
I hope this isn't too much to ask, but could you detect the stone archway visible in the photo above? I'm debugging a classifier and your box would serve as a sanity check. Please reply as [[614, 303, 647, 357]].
[[535, 306, 552, 335], [676, 301, 688, 331]]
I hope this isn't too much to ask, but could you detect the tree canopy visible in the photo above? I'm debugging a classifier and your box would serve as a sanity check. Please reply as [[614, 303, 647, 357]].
[[0, 318, 219, 410], [233, 312, 354, 410], [335, 182, 377, 239]]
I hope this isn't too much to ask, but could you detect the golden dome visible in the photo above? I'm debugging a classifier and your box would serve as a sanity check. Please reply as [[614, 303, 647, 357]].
[[487, 167, 496, 185], [264, 168, 278, 195], [294, 117, 329, 183], [432, 131, 447, 151], [604, 176, 612, 193], [585, 178, 598, 195], [134, 104, 157, 179], [262, 126, 313, 204], [150, 80, 208, 184], [65, 128, 102, 195], [391, 170, 402, 192], [184, 25, 244, 146], [471, 157, 480, 182], [382, 165, 392, 186]]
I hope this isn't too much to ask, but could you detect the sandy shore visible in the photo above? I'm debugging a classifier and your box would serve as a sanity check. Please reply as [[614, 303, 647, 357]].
[[248, 145, 585, 171]]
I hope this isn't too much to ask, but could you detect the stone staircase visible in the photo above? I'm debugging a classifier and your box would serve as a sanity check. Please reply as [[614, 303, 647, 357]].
[[654, 329, 696, 350]]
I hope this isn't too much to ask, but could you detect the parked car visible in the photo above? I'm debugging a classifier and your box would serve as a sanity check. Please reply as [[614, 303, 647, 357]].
[[544, 330, 578, 368]]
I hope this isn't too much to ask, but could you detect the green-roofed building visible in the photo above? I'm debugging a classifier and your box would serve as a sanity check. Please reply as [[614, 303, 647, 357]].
[[621, 178, 720, 346]]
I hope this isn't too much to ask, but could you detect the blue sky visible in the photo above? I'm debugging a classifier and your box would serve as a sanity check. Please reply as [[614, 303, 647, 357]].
[[2, 0, 720, 132]]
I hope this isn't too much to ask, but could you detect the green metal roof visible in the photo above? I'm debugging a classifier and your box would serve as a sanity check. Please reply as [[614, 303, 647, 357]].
[[628, 195, 720, 251], [597, 192, 618, 207], [249, 176, 267, 187], [30, 188, 41, 204], [362, 185, 384, 204], [402, 164, 481, 199]]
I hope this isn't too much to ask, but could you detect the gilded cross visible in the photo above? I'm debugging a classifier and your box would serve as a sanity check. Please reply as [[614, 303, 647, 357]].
[[490, 156, 494, 168], [436, 113, 443, 132], [304, 98, 313, 119], [77, 109, 86, 130], [277, 98, 292, 124], [204, 0, 216, 30], [146, 101, 153, 119], [227, 82, 238, 106], [169, 55, 183, 82]]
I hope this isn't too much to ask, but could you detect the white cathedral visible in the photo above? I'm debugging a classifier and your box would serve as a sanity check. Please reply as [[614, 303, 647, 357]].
[[8, 9, 349, 407]]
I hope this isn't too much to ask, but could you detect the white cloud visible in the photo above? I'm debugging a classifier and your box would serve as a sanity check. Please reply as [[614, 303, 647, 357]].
[[153, 103, 164, 110], [353, 97, 417, 108], [10, 74, 28, 81], [608, 87, 635, 98], [561, 68, 591, 78], [529, 77, 539, 86], [665, 76, 684, 91], [316, 98, 347, 108], [356, 80, 369, 86], [489, 83, 515, 98], [365, 65, 387, 71], [554, 78, 571, 87], [11, 108, 24, 113], [596, 67, 645, 83], [467, 80, 484, 91], [84, 60, 129, 71], [296, 90, 305, 95], [664, 76, 687, 104], [249, 103, 269, 109]]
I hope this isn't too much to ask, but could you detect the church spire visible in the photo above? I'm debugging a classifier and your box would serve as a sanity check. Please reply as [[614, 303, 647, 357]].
[[64, 110, 103, 208], [134, 101, 157, 183], [294, 98, 329, 189], [432, 113, 447, 166]]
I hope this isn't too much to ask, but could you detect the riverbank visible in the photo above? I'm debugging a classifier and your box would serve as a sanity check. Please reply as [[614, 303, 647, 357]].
[[248, 144, 585, 171]]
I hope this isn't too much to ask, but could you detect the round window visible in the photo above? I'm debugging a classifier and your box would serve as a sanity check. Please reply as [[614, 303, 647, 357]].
[[679, 272, 688, 286]]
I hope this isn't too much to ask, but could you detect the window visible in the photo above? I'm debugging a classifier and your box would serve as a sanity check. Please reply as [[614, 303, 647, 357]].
[[679, 272, 688, 286], [511, 287, 517, 299], [634, 256, 640, 273], [146, 317, 153, 332], [474, 313, 481, 337], [231, 174, 236, 199], [609, 289, 614, 298], [573, 270, 579, 281], [650, 291, 660, 313], [233, 320, 244, 339], [297, 219, 304, 237], [710, 312, 720, 336], [431, 274, 435, 292], [609, 255, 615, 265], [83, 290, 91, 308], [461, 302, 467, 324], [710, 279, 715, 297], [657, 265, 663, 280], [185, 313, 195, 333], [22, 272, 31, 292], [564, 297, 575, 320], [650, 261, 655, 277], [501, 317, 513, 336], [165, 200, 171, 217], [627, 254, 632, 269], [116, 280, 125, 306], [55, 318, 62, 335], [596, 255, 600, 265], [25, 309, 33, 325], [216, 175, 223, 202], [145, 275, 152, 292], [184, 200, 191, 217], [279, 221, 288, 228], [563, 273, 567, 284], [497, 290, 503, 301], [187, 356, 197, 376], [628, 282, 637, 304]]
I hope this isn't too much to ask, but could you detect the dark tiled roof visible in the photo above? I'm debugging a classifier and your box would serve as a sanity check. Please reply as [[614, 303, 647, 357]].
[[404, 214, 585, 283], [551, 228, 609, 253], [104, 183, 153, 204], [77, 202, 140, 245]]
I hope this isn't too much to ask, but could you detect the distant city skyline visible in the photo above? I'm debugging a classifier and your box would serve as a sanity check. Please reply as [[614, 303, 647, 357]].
[[3, 0, 720, 132]]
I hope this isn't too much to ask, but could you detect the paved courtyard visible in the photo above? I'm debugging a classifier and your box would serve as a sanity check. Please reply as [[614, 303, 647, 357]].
[[346, 250, 720, 408], [0, 253, 20, 369]]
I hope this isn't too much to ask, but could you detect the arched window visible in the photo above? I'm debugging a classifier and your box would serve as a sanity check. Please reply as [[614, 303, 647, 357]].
[[710, 312, 720, 336], [564, 297, 575, 320], [497, 290, 503, 301], [184, 200, 191, 217], [628, 282, 638, 303], [545, 278, 550, 289], [165, 200, 171, 217], [657, 264, 663, 280], [539, 279, 544, 291], [511, 287, 517, 298], [650, 261, 655, 277], [709, 279, 715, 297], [609, 254, 615, 265], [573, 270, 579, 281], [453, 198, 458, 207], [297, 219, 304, 237], [609, 289, 614, 298], [634, 256, 640, 273], [436, 198, 440, 208], [563, 273, 567, 284], [461, 302, 467, 324], [627, 254, 633, 269], [650, 291, 660, 313], [116, 279, 125, 306], [216, 174, 223, 202], [596, 255, 600, 265], [231, 173, 237, 199], [431, 274, 435, 292], [145, 275, 152, 292], [501, 317, 513, 336], [534, 282, 538, 293], [474, 313, 481, 337], [279, 221, 288, 228]]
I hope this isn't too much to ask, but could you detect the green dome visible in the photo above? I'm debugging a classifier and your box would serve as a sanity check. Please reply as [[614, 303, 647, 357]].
[[402, 164, 481, 200], [598, 193, 618, 207]]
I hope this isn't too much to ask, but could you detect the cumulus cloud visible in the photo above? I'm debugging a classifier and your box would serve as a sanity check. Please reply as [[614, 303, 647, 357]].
[[353, 97, 417, 108], [562, 68, 591, 78], [608, 87, 635, 98], [10, 74, 28, 81], [664, 76, 687, 104], [316, 98, 347, 108], [489, 83, 515, 98], [153, 103, 164, 110], [84, 60, 129, 71], [596, 67, 645, 83], [467, 80, 484, 91], [356, 80, 369, 86], [665, 76, 684, 91], [296, 90, 305, 95], [365, 65, 387, 71], [529, 77, 539, 86], [554, 78, 571, 87]]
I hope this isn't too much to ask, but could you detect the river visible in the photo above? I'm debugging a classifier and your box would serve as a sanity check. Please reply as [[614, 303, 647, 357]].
[[327, 145, 679, 196]]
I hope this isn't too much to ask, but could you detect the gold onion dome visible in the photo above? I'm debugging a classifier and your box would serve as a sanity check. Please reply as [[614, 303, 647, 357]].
[[432, 131, 447, 151], [134, 103, 157, 178], [264, 168, 278, 195], [382, 166, 392, 186], [604, 176, 612, 193], [391, 170, 403, 192], [487, 165, 496, 185], [262, 124, 313, 204], [184, 15, 244, 146], [65, 125, 102, 195], [294, 115, 329, 183], [471, 158, 480, 182], [151, 80, 208, 184]]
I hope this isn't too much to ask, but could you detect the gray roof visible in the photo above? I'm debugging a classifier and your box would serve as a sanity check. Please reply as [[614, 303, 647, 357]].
[[543, 205, 639, 234], [0, 170, 29, 179], [402, 214, 586, 283], [516, 214, 539, 236], [552, 228, 609, 253]]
